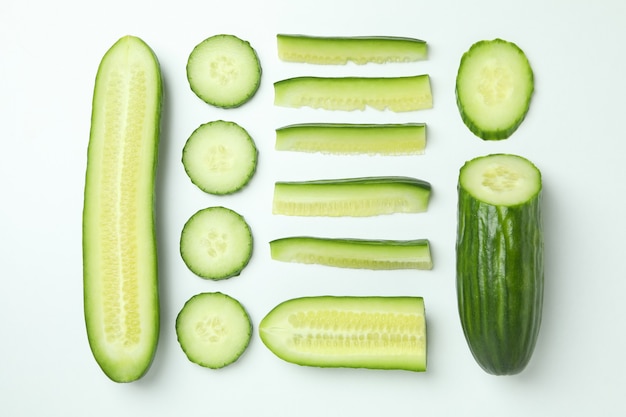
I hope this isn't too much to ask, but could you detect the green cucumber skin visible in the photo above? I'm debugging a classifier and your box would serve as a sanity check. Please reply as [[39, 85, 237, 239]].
[[456, 178, 543, 375], [277, 34, 427, 64]]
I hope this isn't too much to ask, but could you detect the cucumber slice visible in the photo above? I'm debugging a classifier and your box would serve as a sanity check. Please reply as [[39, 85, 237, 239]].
[[275, 123, 426, 155], [186, 34, 262, 108], [456, 153, 543, 375], [455, 38, 534, 140], [83, 36, 161, 383], [270, 237, 432, 270], [274, 75, 432, 112], [180, 207, 253, 280], [176, 292, 252, 369], [272, 176, 431, 217], [277, 34, 427, 64], [182, 120, 258, 195], [259, 296, 427, 371]]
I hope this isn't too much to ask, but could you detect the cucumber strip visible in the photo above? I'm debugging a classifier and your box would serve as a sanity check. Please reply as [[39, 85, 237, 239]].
[[180, 207, 253, 280], [455, 38, 534, 140], [182, 120, 258, 195], [456, 153, 543, 375], [274, 75, 432, 112], [259, 296, 427, 371], [277, 34, 427, 64], [176, 292, 252, 369], [275, 123, 426, 155], [270, 237, 432, 270], [272, 176, 431, 217], [83, 36, 161, 383], [187, 34, 262, 108]]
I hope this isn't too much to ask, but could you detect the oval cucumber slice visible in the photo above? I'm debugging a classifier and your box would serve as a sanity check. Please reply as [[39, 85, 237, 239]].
[[83, 35, 161, 383], [277, 34, 427, 64], [187, 34, 262, 108], [270, 237, 432, 270], [274, 75, 432, 112], [180, 207, 253, 280], [275, 123, 426, 155], [176, 292, 252, 369], [259, 296, 427, 371], [182, 120, 258, 195], [455, 38, 534, 140]]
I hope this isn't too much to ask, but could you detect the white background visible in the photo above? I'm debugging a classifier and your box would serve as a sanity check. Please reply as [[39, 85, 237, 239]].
[[2, 0, 625, 416]]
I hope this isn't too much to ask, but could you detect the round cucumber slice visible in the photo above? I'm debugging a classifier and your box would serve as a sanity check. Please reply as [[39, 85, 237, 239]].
[[176, 292, 252, 369], [455, 38, 534, 140], [180, 207, 253, 280], [187, 34, 262, 108], [182, 120, 258, 195]]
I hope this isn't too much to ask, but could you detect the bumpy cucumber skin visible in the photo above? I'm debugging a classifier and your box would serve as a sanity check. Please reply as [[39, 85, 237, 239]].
[[83, 36, 162, 383], [456, 156, 543, 375], [277, 34, 427, 64], [455, 38, 534, 141], [259, 296, 427, 371]]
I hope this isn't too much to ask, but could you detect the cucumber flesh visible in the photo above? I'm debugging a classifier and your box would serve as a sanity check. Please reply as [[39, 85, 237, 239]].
[[275, 123, 426, 155], [176, 292, 252, 369], [274, 75, 432, 112], [259, 296, 427, 371], [83, 35, 161, 383], [270, 237, 432, 270], [272, 176, 431, 217], [187, 34, 262, 108], [457, 153, 543, 375], [182, 120, 258, 195], [180, 207, 253, 280], [277, 34, 427, 64], [456, 38, 534, 140]]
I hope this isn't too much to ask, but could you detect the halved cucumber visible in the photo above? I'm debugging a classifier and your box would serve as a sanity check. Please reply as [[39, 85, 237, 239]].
[[457, 153, 543, 375], [187, 34, 262, 108], [275, 123, 426, 155], [456, 38, 534, 140], [277, 34, 427, 64], [83, 35, 161, 383], [176, 292, 252, 369], [259, 296, 427, 371], [182, 120, 258, 195], [180, 207, 253, 280], [274, 75, 432, 112], [270, 237, 432, 270], [272, 176, 431, 217]]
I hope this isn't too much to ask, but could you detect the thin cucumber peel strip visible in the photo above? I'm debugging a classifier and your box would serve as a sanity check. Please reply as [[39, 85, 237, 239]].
[[274, 75, 432, 112], [270, 237, 433, 270], [272, 176, 431, 217], [277, 34, 428, 64], [275, 123, 426, 155]]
